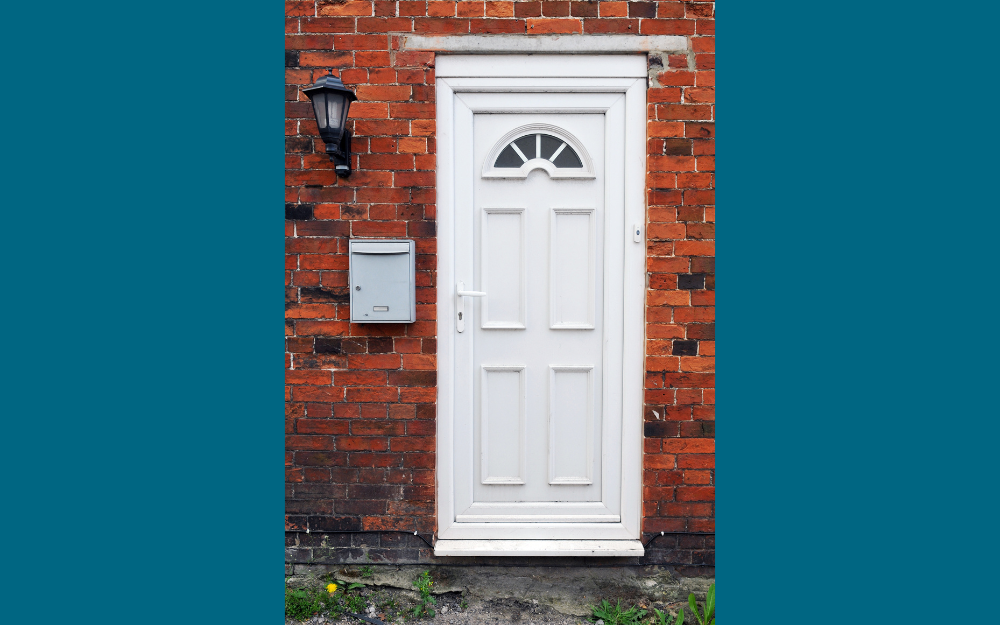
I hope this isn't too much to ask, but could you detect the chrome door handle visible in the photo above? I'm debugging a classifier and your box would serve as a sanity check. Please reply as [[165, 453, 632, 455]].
[[456, 282, 486, 332], [457, 287, 487, 298]]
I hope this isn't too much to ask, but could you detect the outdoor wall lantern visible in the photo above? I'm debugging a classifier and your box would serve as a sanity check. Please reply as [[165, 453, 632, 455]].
[[303, 70, 357, 178]]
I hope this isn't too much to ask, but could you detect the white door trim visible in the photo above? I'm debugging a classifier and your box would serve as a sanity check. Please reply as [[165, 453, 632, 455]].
[[435, 55, 647, 555]]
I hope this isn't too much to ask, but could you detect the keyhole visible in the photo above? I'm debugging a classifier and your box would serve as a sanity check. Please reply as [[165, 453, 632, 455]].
[[458, 312, 463, 320], [355, 285, 361, 291]]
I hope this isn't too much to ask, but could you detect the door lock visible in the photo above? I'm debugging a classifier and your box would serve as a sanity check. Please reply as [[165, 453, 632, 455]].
[[456, 281, 486, 333]]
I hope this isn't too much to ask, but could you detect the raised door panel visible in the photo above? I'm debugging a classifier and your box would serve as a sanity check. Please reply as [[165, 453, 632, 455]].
[[481, 208, 526, 329], [548, 365, 594, 484], [550, 208, 596, 329], [480, 365, 526, 484]]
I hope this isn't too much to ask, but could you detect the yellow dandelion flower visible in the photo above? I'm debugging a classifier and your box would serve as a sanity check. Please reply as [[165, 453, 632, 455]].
[[326, 583, 338, 594]]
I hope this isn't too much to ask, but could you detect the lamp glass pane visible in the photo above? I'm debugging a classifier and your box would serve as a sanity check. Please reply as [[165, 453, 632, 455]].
[[311, 92, 328, 129], [337, 96, 351, 135], [325, 95, 344, 132]]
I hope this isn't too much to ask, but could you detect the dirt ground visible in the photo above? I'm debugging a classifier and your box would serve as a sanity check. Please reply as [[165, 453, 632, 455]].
[[287, 587, 618, 624], [286, 585, 686, 625], [286, 564, 703, 625]]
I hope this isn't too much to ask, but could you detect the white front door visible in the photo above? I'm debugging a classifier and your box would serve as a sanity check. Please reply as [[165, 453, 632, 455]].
[[464, 112, 619, 524], [436, 56, 647, 555]]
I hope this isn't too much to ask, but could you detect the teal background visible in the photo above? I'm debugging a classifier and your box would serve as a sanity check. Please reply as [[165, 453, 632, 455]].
[[1, 1, 282, 622], [3, 1, 997, 622], [724, 1, 999, 622]]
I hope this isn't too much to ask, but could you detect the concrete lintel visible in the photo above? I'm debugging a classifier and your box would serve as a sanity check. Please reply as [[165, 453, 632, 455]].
[[401, 34, 688, 54]]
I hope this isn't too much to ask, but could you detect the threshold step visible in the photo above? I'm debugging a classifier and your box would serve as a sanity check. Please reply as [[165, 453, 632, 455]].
[[433, 539, 644, 557]]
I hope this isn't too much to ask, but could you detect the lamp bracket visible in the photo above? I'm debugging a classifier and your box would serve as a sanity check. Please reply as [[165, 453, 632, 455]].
[[325, 130, 352, 178]]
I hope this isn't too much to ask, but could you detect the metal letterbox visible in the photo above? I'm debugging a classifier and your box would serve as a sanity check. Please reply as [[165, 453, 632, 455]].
[[349, 239, 416, 323]]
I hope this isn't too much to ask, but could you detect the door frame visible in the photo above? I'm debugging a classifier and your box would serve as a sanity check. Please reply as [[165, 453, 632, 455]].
[[435, 55, 647, 556]]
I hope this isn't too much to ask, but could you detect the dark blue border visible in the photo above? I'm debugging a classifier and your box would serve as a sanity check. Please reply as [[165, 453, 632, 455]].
[[724, 1, 999, 621], [2, 2, 282, 622]]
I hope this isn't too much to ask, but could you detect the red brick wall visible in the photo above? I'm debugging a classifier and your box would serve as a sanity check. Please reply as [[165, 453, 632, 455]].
[[285, 0, 715, 550]]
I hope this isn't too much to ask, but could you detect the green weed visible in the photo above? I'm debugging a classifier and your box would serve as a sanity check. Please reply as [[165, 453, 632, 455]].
[[344, 592, 367, 613], [412, 570, 437, 618], [653, 606, 684, 625], [361, 564, 374, 578], [688, 584, 714, 625], [591, 583, 714, 625], [284, 585, 339, 621], [589, 599, 647, 625]]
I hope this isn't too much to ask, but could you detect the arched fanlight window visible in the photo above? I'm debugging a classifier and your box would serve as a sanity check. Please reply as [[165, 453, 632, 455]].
[[482, 124, 595, 179], [494, 133, 583, 169]]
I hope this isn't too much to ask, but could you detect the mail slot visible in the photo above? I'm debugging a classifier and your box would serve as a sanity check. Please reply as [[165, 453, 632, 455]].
[[349, 239, 416, 323]]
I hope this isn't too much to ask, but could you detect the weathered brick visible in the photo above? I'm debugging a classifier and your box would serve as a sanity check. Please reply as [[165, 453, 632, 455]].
[[526, 17, 582, 33], [515, 1, 542, 17], [284, 0, 715, 560], [414, 17, 471, 33], [584, 18, 638, 34], [318, 1, 375, 16]]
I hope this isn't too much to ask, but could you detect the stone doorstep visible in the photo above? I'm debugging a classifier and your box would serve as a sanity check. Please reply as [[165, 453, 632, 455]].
[[288, 564, 714, 618]]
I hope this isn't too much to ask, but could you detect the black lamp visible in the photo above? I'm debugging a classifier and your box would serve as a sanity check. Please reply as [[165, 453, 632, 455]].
[[303, 70, 358, 178]]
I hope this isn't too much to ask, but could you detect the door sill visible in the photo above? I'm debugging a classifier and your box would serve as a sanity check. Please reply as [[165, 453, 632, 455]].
[[433, 539, 644, 557]]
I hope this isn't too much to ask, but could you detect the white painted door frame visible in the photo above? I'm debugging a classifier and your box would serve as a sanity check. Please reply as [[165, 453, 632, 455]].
[[435, 55, 647, 556]]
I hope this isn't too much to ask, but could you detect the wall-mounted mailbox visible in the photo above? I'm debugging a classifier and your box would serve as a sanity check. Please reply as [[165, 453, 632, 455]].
[[349, 239, 416, 323]]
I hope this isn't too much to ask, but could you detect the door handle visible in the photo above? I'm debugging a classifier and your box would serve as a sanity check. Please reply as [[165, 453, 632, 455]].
[[456, 281, 486, 332]]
